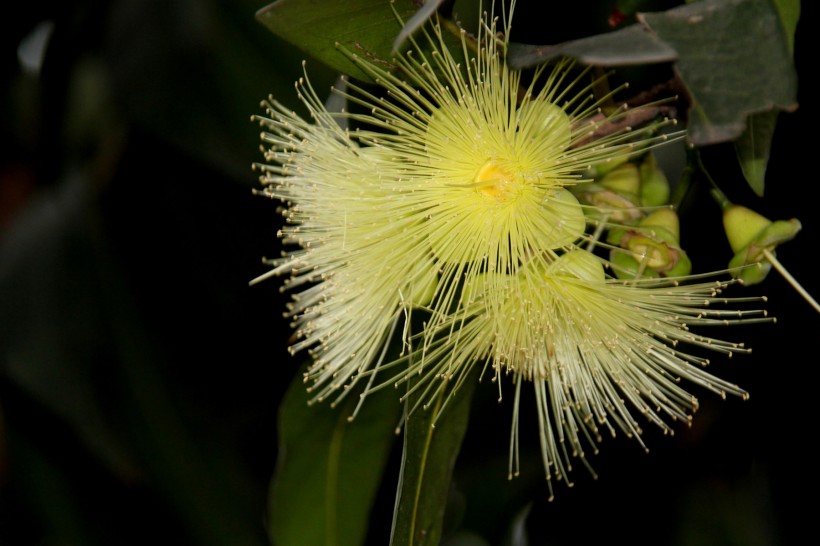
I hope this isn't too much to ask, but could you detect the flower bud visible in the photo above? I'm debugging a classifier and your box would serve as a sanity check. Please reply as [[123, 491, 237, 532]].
[[587, 147, 632, 178], [639, 152, 670, 207], [576, 162, 643, 223], [609, 208, 691, 279], [722, 204, 801, 285], [601, 162, 641, 197], [722, 204, 773, 253], [548, 249, 606, 281]]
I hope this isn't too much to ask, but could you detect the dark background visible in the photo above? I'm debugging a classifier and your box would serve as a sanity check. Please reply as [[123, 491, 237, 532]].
[[1, 1, 817, 545]]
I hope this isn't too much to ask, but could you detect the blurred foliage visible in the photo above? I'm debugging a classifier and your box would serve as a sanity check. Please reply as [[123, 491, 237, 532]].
[[1, 1, 333, 544], [1, 1, 817, 546]]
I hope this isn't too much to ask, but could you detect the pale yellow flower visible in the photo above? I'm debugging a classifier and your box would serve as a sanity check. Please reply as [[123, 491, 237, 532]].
[[252, 3, 767, 495], [389, 249, 767, 498]]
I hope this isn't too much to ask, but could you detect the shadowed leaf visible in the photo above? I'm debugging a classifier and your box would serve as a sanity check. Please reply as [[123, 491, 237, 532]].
[[639, 0, 797, 146], [256, 0, 418, 81], [391, 373, 478, 546], [772, 0, 800, 55], [734, 110, 778, 197], [732, 0, 799, 195], [508, 23, 677, 69], [270, 365, 402, 546]]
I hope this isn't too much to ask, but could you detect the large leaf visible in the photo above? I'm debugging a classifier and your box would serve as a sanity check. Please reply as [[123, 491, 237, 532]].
[[509, 0, 797, 149], [256, 0, 418, 81], [390, 372, 478, 546], [639, 0, 798, 146], [270, 365, 402, 546]]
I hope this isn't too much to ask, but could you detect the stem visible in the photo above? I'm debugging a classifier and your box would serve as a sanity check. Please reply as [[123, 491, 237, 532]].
[[762, 248, 820, 314], [693, 149, 732, 211], [585, 215, 609, 252], [671, 149, 696, 210], [708, 185, 731, 212]]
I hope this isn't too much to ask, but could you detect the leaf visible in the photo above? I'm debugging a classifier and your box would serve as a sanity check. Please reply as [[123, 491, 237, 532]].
[[507, 23, 677, 69], [772, 0, 800, 55], [256, 0, 419, 81], [390, 372, 478, 546], [270, 364, 402, 546], [732, 0, 799, 196], [392, 0, 448, 54], [638, 0, 798, 146], [733, 110, 778, 196]]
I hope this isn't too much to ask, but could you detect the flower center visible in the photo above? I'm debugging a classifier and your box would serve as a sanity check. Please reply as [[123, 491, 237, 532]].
[[475, 161, 516, 201]]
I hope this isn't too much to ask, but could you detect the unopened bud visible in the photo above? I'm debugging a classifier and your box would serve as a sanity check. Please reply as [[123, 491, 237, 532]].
[[639, 152, 670, 207], [722, 204, 801, 285]]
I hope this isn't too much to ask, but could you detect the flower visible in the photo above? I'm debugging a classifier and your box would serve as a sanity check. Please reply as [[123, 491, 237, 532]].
[[252, 3, 768, 496], [389, 248, 767, 498]]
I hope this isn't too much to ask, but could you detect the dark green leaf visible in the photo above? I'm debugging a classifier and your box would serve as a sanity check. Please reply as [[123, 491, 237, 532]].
[[638, 0, 798, 146], [508, 23, 677, 69], [772, 0, 800, 55], [390, 372, 478, 546], [732, 0, 799, 195], [256, 0, 419, 81], [270, 365, 402, 546], [733, 110, 778, 196]]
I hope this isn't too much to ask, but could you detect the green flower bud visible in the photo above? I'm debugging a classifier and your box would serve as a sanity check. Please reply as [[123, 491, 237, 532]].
[[639, 208, 680, 241], [575, 184, 643, 223], [722, 204, 802, 285], [609, 208, 691, 279], [609, 249, 660, 279], [576, 162, 642, 224], [639, 152, 670, 207], [548, 249, 606, 281], [600, 162, 641, 197], [728, 252, 771, 286], [722, 204, 773, 253], [587, 147, 633, 178], [665, 250, 693, 278]]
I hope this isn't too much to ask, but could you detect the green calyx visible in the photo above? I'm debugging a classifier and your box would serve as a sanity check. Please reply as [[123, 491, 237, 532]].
[[609, 208, 692, 279], [722, 204, 802, 285]]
